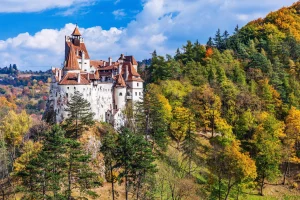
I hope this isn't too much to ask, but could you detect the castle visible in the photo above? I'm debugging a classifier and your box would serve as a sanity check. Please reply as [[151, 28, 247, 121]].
[[49, 26, 143, 128]]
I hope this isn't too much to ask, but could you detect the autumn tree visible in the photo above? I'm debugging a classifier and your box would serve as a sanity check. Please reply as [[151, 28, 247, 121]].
[[252, 112, 285, 195], [208, 139, 257, 200], [135, 84, 172, 149], [170, 107, 190, 148], [282, 107, 300, 184], [0, 110, 32, 166]]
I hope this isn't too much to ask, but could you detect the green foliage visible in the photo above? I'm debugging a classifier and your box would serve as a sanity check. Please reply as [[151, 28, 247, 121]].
[[101, 128, 156, 200], [15, 125, 100, 199], [64, 90, 95, 138]]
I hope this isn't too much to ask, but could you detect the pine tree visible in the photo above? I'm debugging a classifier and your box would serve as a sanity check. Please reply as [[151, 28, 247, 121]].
[[16, 125, 67, 199], [65, 138, 99, 199], [207, 37, 214, 48], [101, 133, 118, 200], [16, 125, 99, 199], [181, 111, 197, 176], [214, 29, 224, 50], [115, 128, 156, 200], [64, 91, 95, 138]]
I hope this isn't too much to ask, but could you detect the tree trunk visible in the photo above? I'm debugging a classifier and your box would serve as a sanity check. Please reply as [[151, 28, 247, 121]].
[[282, 161, 289, 185], [110, 164, 115, 200], [260, 174, 265, 196], [68, 159, 72, 200], [212, 110, 215, 138], [218, 176, 221, 200], [224, 178, 233, 200], [236, 186, 240, 200], [76, 115, 78, 138], [136, 174, 141, 200], [125, 175, 128, 200]]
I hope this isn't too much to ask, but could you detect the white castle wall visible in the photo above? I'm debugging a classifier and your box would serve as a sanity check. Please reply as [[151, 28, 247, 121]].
[[127, 81, 143, 101]]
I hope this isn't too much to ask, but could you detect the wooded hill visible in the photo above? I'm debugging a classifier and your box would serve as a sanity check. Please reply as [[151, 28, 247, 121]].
[[1, 2, 300, 200]]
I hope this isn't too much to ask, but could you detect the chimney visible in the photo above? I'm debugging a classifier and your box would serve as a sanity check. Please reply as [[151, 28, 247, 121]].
[[58, 69, 62, 82], [78, 73, 81, 83], [118, 64, 122, 74], [81, 51, 85, 70], [109, 57, 112, 65], [125, 65, 129, 81]]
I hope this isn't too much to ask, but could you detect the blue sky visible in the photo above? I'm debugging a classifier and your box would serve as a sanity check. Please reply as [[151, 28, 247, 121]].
[[0, 0, 297, 70]]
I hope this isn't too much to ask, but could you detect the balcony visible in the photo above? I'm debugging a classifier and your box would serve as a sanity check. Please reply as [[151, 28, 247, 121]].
[[126, 95, 132, 100]]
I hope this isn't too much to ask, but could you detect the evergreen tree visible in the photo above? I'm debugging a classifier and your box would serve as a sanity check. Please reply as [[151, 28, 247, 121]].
[[16, 125, 99, 199], [64, 91, 95, 138], [181, 110, 197, 176], [115, 128, 156, 200], [214, 29, 224, 50], [16, 125, 67, 199], [207, 37, 214, 48], [65, 138, 99, 199], [100, 133, 118, 200]]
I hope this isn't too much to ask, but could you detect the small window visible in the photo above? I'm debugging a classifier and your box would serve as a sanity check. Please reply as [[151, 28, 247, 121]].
[[119, 92, 122, 96], [74, 87, 76, 90], [137, 83, 139, 86], [67, 87, 69, 90], [135, 92, 137, 96], [66, 93, 68, 98], [139, 92, 141, 95]]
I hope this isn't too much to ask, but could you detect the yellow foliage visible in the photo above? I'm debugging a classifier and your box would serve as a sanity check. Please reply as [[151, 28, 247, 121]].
[[170, 107, 195, 147], [0, 96, 17, 111], [0, 110, 32, 148], [14, 141, 42, 172], [224, 140, 257, 181]]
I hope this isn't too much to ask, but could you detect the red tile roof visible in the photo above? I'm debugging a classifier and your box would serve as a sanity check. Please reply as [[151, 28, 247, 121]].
[[90, 60, 105, 68], [59, 73, 90, 85], [99, 65, 118, 71], [66, 42, 90, 59], [125, 56, 138, 65], [63, 44, 81, 71], [122, 62, 140, 77], [115, 74, 126, 87], [72, 26, 81, 36]]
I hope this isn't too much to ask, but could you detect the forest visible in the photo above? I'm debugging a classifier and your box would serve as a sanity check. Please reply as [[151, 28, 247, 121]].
[[1, 2, 300, 200]]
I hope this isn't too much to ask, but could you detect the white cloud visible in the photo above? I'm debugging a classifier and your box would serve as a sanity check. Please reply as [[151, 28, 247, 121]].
[[114, 0, 121, 5], [112, 9, 126, 19], [0, 0, 96, 13], [0, 0, 297, 70]]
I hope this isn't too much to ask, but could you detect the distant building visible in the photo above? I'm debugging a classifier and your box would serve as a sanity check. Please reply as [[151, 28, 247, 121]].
[[48, 26, 143, 128]]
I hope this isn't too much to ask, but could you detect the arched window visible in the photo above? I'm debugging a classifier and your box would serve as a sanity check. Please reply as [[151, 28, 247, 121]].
[[119, 92, 122, 96]]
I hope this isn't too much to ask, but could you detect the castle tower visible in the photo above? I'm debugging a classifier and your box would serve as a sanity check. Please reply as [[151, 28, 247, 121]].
[[114, 74, 127, 110], [65, 25, 91, 72], [63, 44, 81, 75]]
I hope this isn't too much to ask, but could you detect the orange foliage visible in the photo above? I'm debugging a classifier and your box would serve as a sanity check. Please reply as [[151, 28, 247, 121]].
[[205, 47, 213, 58], [0, 96, 17, 111]]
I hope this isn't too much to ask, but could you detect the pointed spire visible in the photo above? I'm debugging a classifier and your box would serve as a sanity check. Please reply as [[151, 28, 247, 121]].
[[72, 25, 81, 36], [64, 44, 80, 71]]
